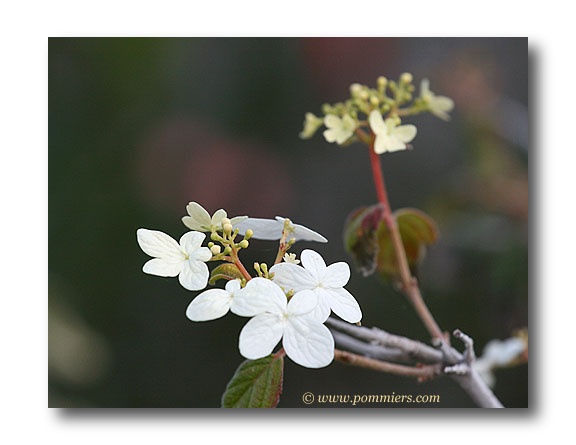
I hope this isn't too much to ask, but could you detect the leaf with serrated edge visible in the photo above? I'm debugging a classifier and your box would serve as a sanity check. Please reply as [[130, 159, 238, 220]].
[[221, 355, 284, 408]]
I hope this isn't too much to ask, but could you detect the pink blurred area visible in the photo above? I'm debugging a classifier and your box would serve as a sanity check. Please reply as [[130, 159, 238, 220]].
[[136, 116, 295, 218]]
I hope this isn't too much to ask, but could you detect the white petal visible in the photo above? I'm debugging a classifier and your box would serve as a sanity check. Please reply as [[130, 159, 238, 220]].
[[433, 96, 454, 112], [230, 215, 249, 226], [225, 279, 242, 295], [183, 202, 212, 230], [179, 231, 206, 253], [137, 229, 185, 260], [269, 262, 316, 293], [324, 288, 362, 323], [231, 277, 287, 317], [310, 291, 332, 322], [420, 78, 431, 96], [287, 290, 318, 316], [186, 289, 232, 321], [368, 110, 386, 133], [321, 262, 350, 288], [283, 317, 334, 368], [324, 114, 341, 129], [142, 258, 183, 277], [373, 134, 390, 154], [323, 128, 340, 144], [274, 217, 327, 243], [300, 249, 326, 280], [210, 209, 228, 227], [178, 260, 209, 291], [189, 246, 212, 262], [385, 136, 408, 152], [239, 314, 285, 360], [235, 218, 283, 240], [392, 124, 417, 143]]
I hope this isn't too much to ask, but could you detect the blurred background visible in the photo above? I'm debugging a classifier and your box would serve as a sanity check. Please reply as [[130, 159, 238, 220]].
[[49, 37, 528, 408]]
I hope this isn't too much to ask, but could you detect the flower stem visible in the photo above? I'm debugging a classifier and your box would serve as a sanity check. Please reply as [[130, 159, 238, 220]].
[[230, 245, 252, 281], [366, 142, 444, 341]]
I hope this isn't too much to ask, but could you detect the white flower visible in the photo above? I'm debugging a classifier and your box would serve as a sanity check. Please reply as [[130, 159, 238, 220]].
[[269, 249, 361, 323], [283, 253, 300, 264], [299, 112, 324, 139], [473, 337, 526, 387], [420, 79, 454, 121], [235, 216, 327, 243], [186, 279, 244, 321], [323, 114, 356, 145], [182, 202, 247, 232], [235, 278, 334, 368], [369, 110, 417, 154], [136, 229, 212, 291]]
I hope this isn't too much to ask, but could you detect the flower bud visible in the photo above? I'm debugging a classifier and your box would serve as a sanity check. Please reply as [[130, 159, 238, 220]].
[[377, 76, 388, 89], [400, 72, 413, 84], [210, 245, 221, 255], [239, 240, 249, 249], [210, 232, 219, 241], [223, 223, 233, 234], [370, 96, 379, 106], [350, 83, 362, 97], [223, 246, 232, 254], [221, 217, 231, 226], [245, 229, 254, 239], [208, 242, 214, 248]]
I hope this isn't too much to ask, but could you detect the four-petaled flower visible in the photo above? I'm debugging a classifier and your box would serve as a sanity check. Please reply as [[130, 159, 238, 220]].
[[270, 249, 362, 323], [236, 216, 327, 243], [420, 79, 454, 121], [136, 229, 212, 291], [182, 202, 247, 232], [323, 114, 356, 145], [283, 253, 300, 264], [369, 110, 417, 154], [299, 112, 324, 139], [186, 279, 244, 321], [235, 278, 334, 368]]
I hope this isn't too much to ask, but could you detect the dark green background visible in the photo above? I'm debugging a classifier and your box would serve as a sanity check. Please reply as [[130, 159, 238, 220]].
[[49, 37, 528, 407]]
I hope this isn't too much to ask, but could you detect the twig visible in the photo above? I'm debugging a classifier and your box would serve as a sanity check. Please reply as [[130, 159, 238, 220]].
[[334, 349, 440, 379], [327, 318, 443, 364]]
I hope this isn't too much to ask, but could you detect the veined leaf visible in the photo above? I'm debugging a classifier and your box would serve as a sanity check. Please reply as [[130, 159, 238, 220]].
[[209, 263, 245, 285], [221, 354, 284, 408]]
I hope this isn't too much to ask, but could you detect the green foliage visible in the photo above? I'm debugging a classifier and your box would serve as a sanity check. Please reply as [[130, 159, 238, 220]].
[[344, 205, 438, 280], [208, 263, 245, 285], [221, 355, 284, 408]]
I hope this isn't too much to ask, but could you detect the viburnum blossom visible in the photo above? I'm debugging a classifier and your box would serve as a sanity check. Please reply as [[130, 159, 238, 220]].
[[136, 229, 212, 291], [236, 217, 327, 243], [369, 110, 417, 154], [283, 253, 300, 264], [182, 202, 247, 232], [270, 249, 361, 323], [235, 278, 335, 368], [186, 279, 244, 321], [474, 337, 526, 387], [323, 114, 356, 145], [299, 112, 324, 139], [420, 79, 454, 121]]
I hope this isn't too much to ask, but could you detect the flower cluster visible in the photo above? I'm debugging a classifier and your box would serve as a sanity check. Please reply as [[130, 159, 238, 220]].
[[136, 202, 362, 368], [300, 73, 454, 154]]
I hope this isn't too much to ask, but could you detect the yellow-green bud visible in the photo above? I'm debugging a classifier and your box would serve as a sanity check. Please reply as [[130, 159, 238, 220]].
[[245, 229, 254, 239], [223, 246, 232, 254], [223, 223, 233, 234], [208, 242, 214, 248], [221, 217, 231, 226], [400, 72, 413, 84], [350, 83, 362, 97], [210, 232, 219, 241], [377, 76, 388, 89], [359, 90, 369, 100], [370, 96, 379, 106], [210, 245, 221, 255], [239, 240, 249, 249]]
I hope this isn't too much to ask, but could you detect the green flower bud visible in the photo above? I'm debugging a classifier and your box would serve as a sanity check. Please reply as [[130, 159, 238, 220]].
[[245, 229, 253, 239], [221, 217, 231, 226], [210, 245, 221, 255], [223, 223, 233, 234], [239, 240, 249, 249], [400, 72, 413, 84]]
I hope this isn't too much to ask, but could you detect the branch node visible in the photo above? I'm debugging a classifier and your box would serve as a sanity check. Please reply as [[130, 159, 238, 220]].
[[453, 328, 476, 364]]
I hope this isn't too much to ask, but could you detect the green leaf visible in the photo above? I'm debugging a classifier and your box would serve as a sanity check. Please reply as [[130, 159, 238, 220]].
[[209, 263, 245, 285], [376, 208, 438, 280], [221, 355, 284, 408]]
